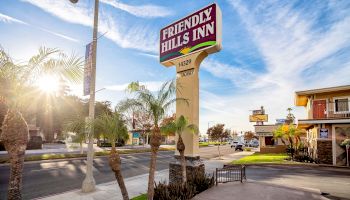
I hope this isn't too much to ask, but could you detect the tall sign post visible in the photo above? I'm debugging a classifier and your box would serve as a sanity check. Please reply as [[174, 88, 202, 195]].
[[160, 3, 222, 182]]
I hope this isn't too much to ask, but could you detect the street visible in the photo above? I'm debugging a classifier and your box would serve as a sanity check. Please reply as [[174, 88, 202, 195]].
[[0, 145, 233, 200], [0, 151, 174, 200], [1, 145, 349, 200]]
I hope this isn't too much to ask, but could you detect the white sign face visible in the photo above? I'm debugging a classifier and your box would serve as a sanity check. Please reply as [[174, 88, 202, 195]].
[[320, 128, 328, 139]]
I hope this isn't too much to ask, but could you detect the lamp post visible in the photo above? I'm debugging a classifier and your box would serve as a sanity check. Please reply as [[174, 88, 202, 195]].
[[346, 144, 349, 167], [69, 0, 99, 192]]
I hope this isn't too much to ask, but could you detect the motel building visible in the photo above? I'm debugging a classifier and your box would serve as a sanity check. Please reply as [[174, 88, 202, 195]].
[[295, 85, 350, 166]]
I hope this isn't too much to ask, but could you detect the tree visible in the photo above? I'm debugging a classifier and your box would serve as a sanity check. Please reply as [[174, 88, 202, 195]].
[[63, 115, 87, 154], [273, 124, 305, 159], [161, 115, 197, 185], [95, 112, 129, 200], [118, 80, 186, 200], [0, 46, 83, 199], [207, 124, 230, 158], [244, 131, 255, 144]]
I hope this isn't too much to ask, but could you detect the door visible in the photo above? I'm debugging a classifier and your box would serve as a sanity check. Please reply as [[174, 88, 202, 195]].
[[313, 100, 326, 119]]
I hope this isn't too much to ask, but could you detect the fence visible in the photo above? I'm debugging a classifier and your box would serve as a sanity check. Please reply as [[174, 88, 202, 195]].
[[215, 165, 246, 185]]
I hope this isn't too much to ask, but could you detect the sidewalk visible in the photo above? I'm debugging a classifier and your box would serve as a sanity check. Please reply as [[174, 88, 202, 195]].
[[37, 169, 169, 200], [192, 181, 328, 200]]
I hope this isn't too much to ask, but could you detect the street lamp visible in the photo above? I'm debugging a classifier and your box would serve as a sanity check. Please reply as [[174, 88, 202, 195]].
[[69, 0, 99, 193]]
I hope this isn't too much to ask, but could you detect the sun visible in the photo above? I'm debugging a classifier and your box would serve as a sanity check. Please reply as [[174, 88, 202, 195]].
[[37, 75, 59, 94]]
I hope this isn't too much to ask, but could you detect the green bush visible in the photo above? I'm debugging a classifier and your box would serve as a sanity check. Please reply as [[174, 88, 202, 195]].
[[154, 171, 214, 200], [244, 147, 252, 151]]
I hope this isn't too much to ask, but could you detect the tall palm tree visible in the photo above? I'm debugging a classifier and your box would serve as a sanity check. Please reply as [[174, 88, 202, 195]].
[[161, 115, 198, 185], [118, 80, 187, 200], [95, 112, 129, 200], [0, 46, 83, 199]]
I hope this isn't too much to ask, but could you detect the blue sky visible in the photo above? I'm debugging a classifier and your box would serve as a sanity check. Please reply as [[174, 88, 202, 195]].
[[1, 0, 350, 133]]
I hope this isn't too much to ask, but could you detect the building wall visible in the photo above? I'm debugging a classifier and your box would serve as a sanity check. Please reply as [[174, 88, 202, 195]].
[[333, 124, 350, 166], [306, 90, 350, 119]]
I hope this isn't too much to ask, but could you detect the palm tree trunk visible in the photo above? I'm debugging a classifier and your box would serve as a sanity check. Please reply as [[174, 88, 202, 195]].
[[8, 151, 25, 200], [109, 143, 129, 200], [147, 147, 158, 200], [177, 135, 187, 184], [80, 141, 83, 154], [147, 126, 161, 200], [0, 109, 29, 200]]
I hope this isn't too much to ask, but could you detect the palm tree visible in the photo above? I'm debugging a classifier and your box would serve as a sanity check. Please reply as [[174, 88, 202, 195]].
[[161, 115, 198, 185], [118, 80, 187, 200], [95, 112, 130, 200], [0, 46, 83, 199], [273, 124, 305, 159], [64, 115, 88, 154]]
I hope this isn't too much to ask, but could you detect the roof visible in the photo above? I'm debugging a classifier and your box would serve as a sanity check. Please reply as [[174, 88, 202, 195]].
[[295, 85, 350, 106], [295, 85, 350, 96]]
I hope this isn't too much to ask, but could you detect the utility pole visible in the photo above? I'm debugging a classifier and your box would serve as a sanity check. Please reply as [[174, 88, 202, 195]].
[[69, 0, 99, 192]]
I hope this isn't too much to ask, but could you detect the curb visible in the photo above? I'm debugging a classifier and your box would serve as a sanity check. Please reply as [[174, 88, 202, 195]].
[[33, 169, 169, 200], [0, 150, 174, 166], [225, 163, 350, 170]]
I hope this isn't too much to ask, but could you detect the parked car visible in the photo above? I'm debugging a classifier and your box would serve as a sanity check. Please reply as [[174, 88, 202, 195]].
[[230, 141, 239, 148], [235, 144, 244, 151]]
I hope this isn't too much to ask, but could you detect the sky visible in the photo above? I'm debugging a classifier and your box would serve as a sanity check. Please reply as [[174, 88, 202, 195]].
[[1, 0, 350, 134]]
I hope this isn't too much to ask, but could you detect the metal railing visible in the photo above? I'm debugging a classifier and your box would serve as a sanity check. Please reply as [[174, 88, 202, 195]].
[[215, 165, 246, 185]]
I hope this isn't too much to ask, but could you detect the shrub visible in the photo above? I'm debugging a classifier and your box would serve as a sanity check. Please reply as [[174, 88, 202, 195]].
[[154, 171, 214, 200]]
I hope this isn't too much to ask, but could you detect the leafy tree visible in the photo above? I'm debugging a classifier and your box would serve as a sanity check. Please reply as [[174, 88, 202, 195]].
[[244, 131, 255, 144], [207, 124, 230, 158], [95, 112, 129, 200], [118, 80, 186, 200], [0, 46, 83, 199], [161, 115, 197, 185], [160, 114, 176, 144], [273, 124, 305, 159]]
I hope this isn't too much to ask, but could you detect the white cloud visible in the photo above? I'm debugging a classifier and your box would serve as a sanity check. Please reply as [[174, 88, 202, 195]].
[[0, 12, 79, 43], [100, 0, 173, 18], [202, 59, 258, 88], [105, 81, 164, 92], [22, 0, 159, 52], [196, 0, 350, 133], [0, 13, 28, 25]]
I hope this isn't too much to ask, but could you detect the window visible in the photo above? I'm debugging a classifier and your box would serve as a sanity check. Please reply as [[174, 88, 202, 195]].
[[334, 97, 350, 113]]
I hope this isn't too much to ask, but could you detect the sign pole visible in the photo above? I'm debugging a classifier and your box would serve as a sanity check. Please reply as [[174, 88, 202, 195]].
[[82, 0, 99, 192], [159, 3, 222, 183], [346, 144, 349, 167]]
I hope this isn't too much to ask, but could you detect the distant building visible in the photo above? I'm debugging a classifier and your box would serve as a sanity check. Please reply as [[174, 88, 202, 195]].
[[295, 85, 350, 166]]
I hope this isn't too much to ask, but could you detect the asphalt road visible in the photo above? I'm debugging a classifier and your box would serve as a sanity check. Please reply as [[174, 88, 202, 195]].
[[0, 151, 174, 200]]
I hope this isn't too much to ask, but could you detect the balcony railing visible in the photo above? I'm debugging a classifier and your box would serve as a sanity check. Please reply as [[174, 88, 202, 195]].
[[313, 100, 350, 119]]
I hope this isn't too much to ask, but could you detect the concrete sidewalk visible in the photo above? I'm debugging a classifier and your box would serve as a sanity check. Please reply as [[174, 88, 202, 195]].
[[37, 169, 169, 200], [192, 181, 328, 200]]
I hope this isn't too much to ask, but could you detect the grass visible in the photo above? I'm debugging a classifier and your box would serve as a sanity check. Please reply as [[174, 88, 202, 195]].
[[131, 194, 147, 200], [231, 153, 292, 164], [0, 147, 175, 164], [199, 141, 227, 147]]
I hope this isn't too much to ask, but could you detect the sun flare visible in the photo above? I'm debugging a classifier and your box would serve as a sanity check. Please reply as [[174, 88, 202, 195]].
[[37, 75, 59, 93]]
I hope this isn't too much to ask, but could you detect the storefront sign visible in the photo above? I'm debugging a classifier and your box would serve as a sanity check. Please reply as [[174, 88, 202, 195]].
[[320, 128, 328, 138], [84, 42, 93, 96], [160, 3, 222, 66], [132, 132, 140, 138], [249, 114, 268, 122]]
